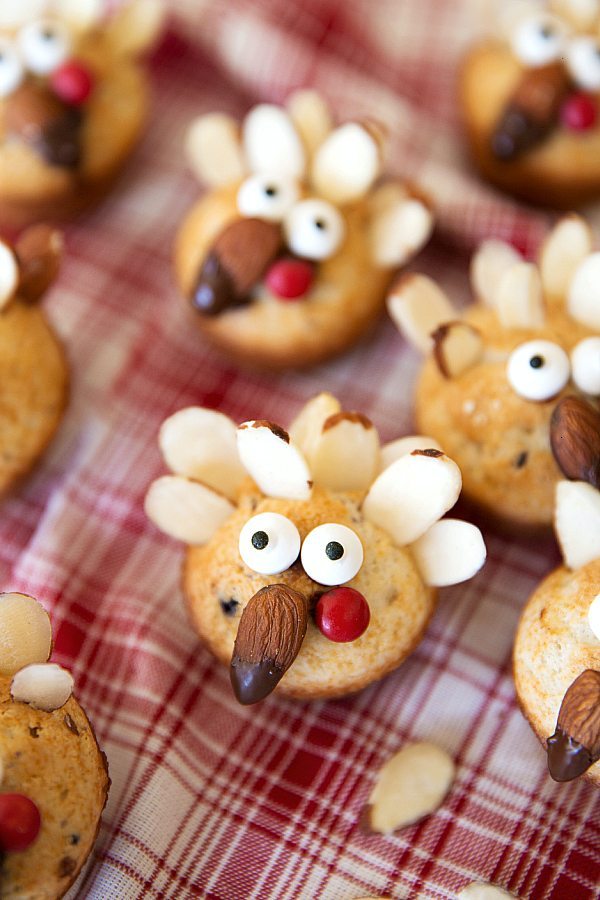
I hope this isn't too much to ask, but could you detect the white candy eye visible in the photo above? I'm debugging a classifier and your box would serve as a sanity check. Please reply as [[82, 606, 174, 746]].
[[301, 523, 363, 586], [567, 37, 600, 91], [0, 38, 23, 97], [571, 336, 600, 395], [237, 174, 299, 222], [507, 340, 570, 401], [239, 512, 300, 575], [19, 19, 71, 76], [284, 199, 345, 261], [511, 15, 566, 67]]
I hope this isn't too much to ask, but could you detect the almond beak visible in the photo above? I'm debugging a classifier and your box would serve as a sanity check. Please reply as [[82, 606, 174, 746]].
[[4, 80, 83, 169], [550, 396, 600, 489], [230, 583, 309, 704]]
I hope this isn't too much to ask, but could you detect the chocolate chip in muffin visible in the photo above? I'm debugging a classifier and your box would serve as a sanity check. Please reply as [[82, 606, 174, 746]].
[[58, 856, 77, 878], [219, 598, 239, 617], [514, 451, 528, 469], [29, 726, 41, 738], [70, 834, 80, 845]]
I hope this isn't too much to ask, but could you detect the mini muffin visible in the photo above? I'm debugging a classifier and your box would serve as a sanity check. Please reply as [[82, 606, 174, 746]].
[[174, 90, 433, 369], [514, 396, 600, 785], [0, 592, 109, 897], [0, 0, 164, 230], [145, 393, 486, 703], [0, 224, 68, 495], [460, 0, 600, 207], [388, 213, 600, 533]]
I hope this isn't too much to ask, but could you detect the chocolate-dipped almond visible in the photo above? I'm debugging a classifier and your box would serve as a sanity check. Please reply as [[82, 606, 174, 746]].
[[547, 669, 600, 781], [4, 82, 82, 169], [230, 584, 309, 704], [550, 396, 600, 488]]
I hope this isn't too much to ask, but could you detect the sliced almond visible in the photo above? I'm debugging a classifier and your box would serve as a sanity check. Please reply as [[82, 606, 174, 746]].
[[311, 122, 381, 205], [0, 241, 19, 311], [568, 252, 600, 330], [145, 475, 234, 544], [0, 593, 52, 677], [15, 224, 63, 304], [104, 0, 165, 56], [380, 435, 442, 472], [432, 321, 483, 379], [288, 392, 341, 462], [363, 742, 455, 834], [470, 239, 521, 308], [369, 196, 433, 269], [237, 421, 312, 500], [539, 214, 593, 302], [555, 479, 600, 570], [243, 104, 306, 179], [410, 519, 486, 587], [495, 262, 545, 330], [11, 662, 73, 712], [458, 885, 515, 900], [286, 90, 333, 157], [363, 450, 462, 546], [185, 113, 246, 187], [159, 407, 245, 501], [588, 592, 600, 641], [52, 0, 103, 31], [551, 0, 600, 30], [387, 274, 455, 354], [310, 413, 380, 492]]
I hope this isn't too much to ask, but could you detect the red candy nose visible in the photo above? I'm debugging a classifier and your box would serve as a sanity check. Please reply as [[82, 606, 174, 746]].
[[561, 92, 597, 131], [0, 793, 41, 852], [264, 258, 314, 300], [50, 61, 95, 106], [314, 587, 370, 643]]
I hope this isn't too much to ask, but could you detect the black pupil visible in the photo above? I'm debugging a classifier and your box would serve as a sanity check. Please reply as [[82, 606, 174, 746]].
[[326, 541, 344, 561], [314, 219, 326, 230], [529, 355, 544, 369], [264, 186, 277, 197], [540, 25, 553, 40], [42, 29, 56, 41], [252, 530, 269, 550]]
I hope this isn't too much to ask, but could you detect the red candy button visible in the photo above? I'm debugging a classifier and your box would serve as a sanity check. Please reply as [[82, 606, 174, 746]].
[[561, 93, 597, 131], [50, 61, 95, 106], [315, 587, 370, 642], [265, 258, 314, 300], [0, 794, 41, 852]]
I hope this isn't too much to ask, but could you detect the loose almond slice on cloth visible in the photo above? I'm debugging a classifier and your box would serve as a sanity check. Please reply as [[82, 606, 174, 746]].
[[410, 519, 486, 587], [0, 241, 19, 311], [387, 274, 455, 353], [470, 239, 521, 307], [159, 407, 245, 501], [0, 593, 51, 677], [554, 480, 600, 570], [379, 435, 442, 471], [288, 393, 341, 462], [539, 214, 593, 301], [568, 252, 600, 330], [243, 104, 306, 179], [495, 262, 545, 329], [363, 450, 461, 545], [311, 122, 382, 204], [287, 90, 332, 156], [310, 413, 380, 492], [11, 663, 74, 712], [432, 321, 483, 378], [237, 421, 312, 500], [185, 113, 246, 186], [458, 885, 516, 900], [363, 742, 455, 834], [145, 476, 234, 544]]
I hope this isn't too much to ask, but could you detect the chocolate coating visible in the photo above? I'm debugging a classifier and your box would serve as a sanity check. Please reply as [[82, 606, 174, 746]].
[[230, 656, 285, 704], [191, 252, 246, 316], [547, 727, 594, 782], [4, 82, 82, 170], [491, 106, 549, 161]]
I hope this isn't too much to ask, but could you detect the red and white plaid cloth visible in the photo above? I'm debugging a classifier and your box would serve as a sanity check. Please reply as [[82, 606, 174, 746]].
[[4, 0, 599, 896]]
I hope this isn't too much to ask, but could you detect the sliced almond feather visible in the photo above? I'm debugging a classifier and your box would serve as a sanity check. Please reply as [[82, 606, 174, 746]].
[[380, 435, 442, 471], [145, 476, 234, 544], [432, 321, 483, 378], [410, 519, 486, 587], [0, 241, 19, 311], [311, 122, 381, 205], [311, 413, 380, 491], [568, 252, 600, 330], [237, 421, 312, 500], [286, 90, 333, 157], [185, 113, 246, 187], [104, 0, 165, 56], [495, 262, 545, 330], [11, 663, 73, 712], [288, 393, 341, 462], [555, 479, 600, 570], [369, 196, 433, 268], [470, 239, 521, 308], [243, 105, 306, 179], [387, 274, 455, 354], [539, 214, 593, 302]]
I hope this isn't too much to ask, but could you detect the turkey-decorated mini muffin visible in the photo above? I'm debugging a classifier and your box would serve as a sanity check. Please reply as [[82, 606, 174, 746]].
[[0, 224, 68, 495], [174, 91, 433, 369], [461, 0, 600, 207], [388, 213, 600, 533], [514, 396, 600, 785], [0, 592, 109, 897], [144, 393, 486, 704], [0, 0, 164, 231]]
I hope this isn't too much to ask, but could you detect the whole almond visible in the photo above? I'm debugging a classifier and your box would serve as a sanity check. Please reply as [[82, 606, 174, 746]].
[[15, 224, 63, 303], [547, 669, 600, 782], [550, 396, 600, 488], [230, 584, 309, 704], [212, 218, 282, 297]]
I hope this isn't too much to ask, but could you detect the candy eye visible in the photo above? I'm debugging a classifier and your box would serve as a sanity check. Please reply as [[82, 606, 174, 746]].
[[507, 340, 570, 401], [18, 19, 71, 76], [0, 38, 23, 97], [567, 37, 600, 91], [571, 336, 600, 395], [237, 174, 299, 222], [284, 199, 345, 261], [239, 512, 300, 575], [511, 15, 566, 67], [301, 523, 363, 586]]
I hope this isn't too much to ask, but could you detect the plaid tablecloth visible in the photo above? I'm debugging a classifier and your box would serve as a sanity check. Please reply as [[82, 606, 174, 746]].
[[3, 0, 599, 897]]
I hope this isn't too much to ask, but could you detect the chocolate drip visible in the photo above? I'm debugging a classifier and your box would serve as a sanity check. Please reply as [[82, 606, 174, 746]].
[[547, 727, 594, 782], [4, 81, 82, 170], [230, 656, 285, 705], [191, 251, 247, 316]]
